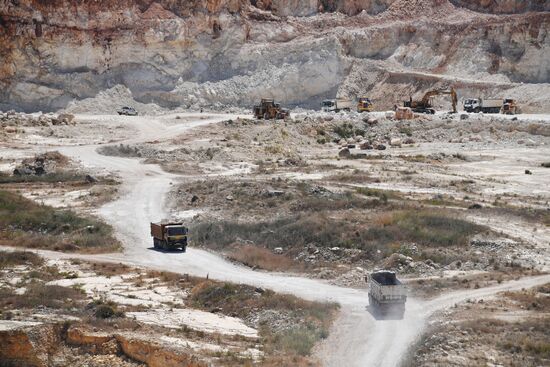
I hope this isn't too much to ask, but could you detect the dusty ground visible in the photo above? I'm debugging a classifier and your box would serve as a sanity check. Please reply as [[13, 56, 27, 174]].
[[1, 110, 549, 366], [404, 283, 550, 366]]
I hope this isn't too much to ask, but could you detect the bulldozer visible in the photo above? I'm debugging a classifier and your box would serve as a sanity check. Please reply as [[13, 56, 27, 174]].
[[253, 98, 290, 120], [501, 99, 519, 115], [404, 87, 458, 114], [357, 97, 374, 113]]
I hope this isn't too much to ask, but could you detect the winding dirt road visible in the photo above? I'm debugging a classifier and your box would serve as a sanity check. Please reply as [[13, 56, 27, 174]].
[[8, 113, 550, 367]]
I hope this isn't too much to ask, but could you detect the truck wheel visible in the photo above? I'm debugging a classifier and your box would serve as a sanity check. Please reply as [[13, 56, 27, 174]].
[[182, 246, 187, 253], [153, 239, 158, 249]]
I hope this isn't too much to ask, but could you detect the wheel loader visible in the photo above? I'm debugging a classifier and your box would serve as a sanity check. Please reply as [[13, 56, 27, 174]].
[[501, 99, 520, 115], [253, 98, 290, 120]]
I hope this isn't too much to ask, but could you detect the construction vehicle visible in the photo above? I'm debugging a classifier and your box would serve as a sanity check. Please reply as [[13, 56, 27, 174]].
[[404, 87, 458, 114], [150, 222, 188, 251], [253, 98, 290, 120], [367, 270, 407, 317], [321, 99, 353, 113], [501, 99, 519, 115], [463, 98, 502, 113], [117, 106, 138, 116], [357, 97, 374, 113]]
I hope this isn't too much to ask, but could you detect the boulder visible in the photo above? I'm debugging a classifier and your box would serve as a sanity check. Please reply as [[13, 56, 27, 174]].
[[390, 138, 402, 147], [395, 107, 413, 120], [360, 141, 373, 150], [339, 148, 351, 158], [85, 174, 98, 183]]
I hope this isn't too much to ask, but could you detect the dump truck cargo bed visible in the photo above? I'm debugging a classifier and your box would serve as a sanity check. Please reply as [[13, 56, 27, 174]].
[[367, 271, 407, 317]]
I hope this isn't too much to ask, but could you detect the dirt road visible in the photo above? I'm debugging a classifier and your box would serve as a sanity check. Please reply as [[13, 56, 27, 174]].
[[7, 113, 550, 367]]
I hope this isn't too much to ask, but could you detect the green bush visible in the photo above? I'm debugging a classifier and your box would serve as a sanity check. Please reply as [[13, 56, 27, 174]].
[[0, 190, 120, 252]]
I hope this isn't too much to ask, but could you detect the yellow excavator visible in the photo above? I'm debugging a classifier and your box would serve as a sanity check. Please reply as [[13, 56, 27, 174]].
[[404, 87, 457, 114]]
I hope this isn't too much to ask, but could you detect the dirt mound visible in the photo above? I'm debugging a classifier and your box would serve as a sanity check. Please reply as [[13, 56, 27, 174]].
[[63, 85, 166, 115]]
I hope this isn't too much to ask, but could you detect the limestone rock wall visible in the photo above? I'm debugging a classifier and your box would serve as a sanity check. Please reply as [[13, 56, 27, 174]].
[[0, 0, 549, 112], [450, 0, 550, 14]]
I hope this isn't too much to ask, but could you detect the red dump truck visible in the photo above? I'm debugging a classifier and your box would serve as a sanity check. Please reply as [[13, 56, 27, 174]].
[[150, 222, 188, 251]]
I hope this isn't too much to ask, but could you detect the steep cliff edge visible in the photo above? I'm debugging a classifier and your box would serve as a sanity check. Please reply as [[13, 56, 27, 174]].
[[0, 0, 548, 112]]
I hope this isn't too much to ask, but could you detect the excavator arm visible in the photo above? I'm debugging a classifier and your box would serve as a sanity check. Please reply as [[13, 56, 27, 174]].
[[418, 87, 457, 113]]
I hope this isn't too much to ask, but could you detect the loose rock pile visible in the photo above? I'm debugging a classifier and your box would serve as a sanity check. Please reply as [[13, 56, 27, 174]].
[[13, 152, 69, 176], [0, 110, 75, 128]]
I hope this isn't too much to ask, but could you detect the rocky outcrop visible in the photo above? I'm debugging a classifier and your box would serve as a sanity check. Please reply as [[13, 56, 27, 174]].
[[0, 322, 209, 367], [116, 335, 207, 367], [0, 321, 63, 367], [68, 327, 208, 367], [450, 0, 550, 14]]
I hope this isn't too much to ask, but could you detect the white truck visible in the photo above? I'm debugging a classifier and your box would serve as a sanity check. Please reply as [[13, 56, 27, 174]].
[[367, 271, 407, 317], [463, 98, 502, 113], [321, 99, 353, 113]]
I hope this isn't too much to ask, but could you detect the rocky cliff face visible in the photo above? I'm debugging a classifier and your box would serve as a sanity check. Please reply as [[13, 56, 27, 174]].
[[0, 0, 549, 112], [450, 0, 550, 14]]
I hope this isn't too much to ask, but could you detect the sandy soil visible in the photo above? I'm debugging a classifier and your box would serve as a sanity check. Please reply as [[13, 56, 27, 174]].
[[1, 111, 549, 366]]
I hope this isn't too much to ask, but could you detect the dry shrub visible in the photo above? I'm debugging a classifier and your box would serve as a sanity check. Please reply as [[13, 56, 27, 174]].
[[90, 262, 133, 276], [227, 245, 301, 272], [526, 123, 550, 137], [374, 212, 394, 227], [0, 190, 121, 253], [325, 172, 374, 183], [503, 283, 550, 311], [0, 251, 43, 269], [1, 283, 85, 309]]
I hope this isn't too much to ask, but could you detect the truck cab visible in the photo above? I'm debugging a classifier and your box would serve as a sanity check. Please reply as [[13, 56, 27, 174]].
[[463, 98, 481, 113], [321, 99, 337, 112], [150, 222, 188, 251], [321, 99, 352, 113]]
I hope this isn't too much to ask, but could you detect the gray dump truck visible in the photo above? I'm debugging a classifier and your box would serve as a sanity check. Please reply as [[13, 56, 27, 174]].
[[463, 98, 502, 113], [367, 271, 407, 317], [150, 222, 188, 251]]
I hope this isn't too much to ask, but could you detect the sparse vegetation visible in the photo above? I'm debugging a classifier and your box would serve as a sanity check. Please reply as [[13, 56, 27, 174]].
[[191, 280, 337, 358], [0, 283, 85, 310], [333, 122, 364, 139], [227, 245, 302, 272], [367, 210, 484, 248], [0, 171, 88, 183], [0, 190, 120, 253], [193, 208, 486, 266], [97, 144, 142, 157], [91, 300, 125, 319], [0, 250, 43, 269]]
